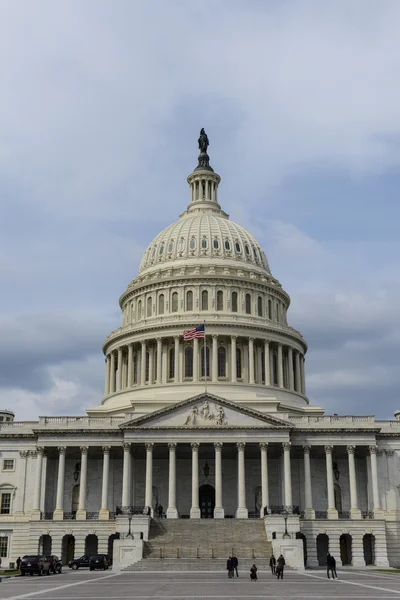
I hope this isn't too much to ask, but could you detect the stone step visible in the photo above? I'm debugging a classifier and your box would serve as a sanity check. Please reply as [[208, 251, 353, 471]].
[[124, 558, 273, 572]]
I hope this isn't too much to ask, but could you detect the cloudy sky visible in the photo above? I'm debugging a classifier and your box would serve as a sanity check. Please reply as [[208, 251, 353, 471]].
[[1, 0, 400, 420]]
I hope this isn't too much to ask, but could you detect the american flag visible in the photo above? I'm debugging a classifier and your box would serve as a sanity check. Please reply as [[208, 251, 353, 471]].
[[183, 324, 205, 341]]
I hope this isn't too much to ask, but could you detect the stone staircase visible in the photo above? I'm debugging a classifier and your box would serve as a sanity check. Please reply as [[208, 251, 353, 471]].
[[124, 519, 272, 571]]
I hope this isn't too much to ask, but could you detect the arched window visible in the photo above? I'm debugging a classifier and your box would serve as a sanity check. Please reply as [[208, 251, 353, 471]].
[[201, 236, 207, 249], [178, 237, 185, 252], [235, 241, 241, 253], [169, 348, 175, 380], [137, 300, 142, 320], [189, 237, 196, 250], [218, 347, 226, 377], [253, 246, 259, 263], [202, 290, 208, 310], [257, 296, 263, 317], [245, 293, 251, 314], [217, 290, 223, 311], [171, 292, 178, 313], [232, 291, 238, 313], [201, 345, 210, 378], [236, 348, 242, 379], [268, 299, 272, 319], [159, 243, 164, 255], [147, 297, 152, 317], [224, 238, 231, 251], [186, 290, 193, 311], [185, 346, 193, 378], [213, 238, 219, 249], [244, 243, 250, 256], [158, 294, 164, 315], [168, 240, 174, 253]]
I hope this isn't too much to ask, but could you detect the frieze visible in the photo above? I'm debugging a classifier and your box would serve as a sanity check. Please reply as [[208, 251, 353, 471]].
[[184, 400, 227, 427]]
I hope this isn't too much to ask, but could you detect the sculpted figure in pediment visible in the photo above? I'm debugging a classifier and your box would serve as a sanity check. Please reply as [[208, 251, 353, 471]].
[[184, 401, 227, 426]]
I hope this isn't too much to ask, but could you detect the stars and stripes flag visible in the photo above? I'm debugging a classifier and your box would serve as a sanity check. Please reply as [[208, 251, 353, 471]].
[[183, 323, 205, 341]]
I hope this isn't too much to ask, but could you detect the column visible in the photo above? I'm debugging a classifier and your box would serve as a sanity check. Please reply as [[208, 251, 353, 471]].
[[145, 443, 154, 516], [288, 347, 294, 390], [15, 450, 29, 515], [31, 447, 44, 517], [190, 443, 200, 518], [301, 355, 306, 394], [127, 344, 133, 388], [369, 445, 383, 518], [174, 336, 180, 383], [236, 442, 248, 518], [214, 442, 224, 518], [162, 344, 168, 383], [110, 352, 116, 393], [347, 445, 361, 519], [282, 442, 293, 509], [260, 443, 269, 517], [167, 443, 178, 518], [117, 348, 123, 391], [303, 445, 315, 519], [249, 337, 255, 384], [104, 355, 111, 395], [121, 443, 131, 509], [325, 446, 338, 519], [54, 446, 66, 519], [148, 346, 154, 384], [76, 446, 88, 520], [156, 338, 162, 383], [231, 335, 237, 383], [212, 335, 218, 382], [99, 446, 111, 520], [295, 352, 301, 392], [140, 341, 146, 386], [193, 337, 199, 381], [277, 343, 284, 388], [264, 340, 270, 385]]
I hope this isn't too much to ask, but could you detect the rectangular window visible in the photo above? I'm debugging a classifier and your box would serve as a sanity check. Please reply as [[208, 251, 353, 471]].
[[3, 459, 14, 471], [0, 536, 8, 557], [1, 493, 11, 514]]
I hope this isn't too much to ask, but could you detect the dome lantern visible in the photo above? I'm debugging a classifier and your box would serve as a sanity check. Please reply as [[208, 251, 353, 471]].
[[187, 129, 222, 214]]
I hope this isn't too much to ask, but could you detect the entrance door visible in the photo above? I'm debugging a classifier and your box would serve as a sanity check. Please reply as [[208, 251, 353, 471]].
[[199, 484, 215, 518]]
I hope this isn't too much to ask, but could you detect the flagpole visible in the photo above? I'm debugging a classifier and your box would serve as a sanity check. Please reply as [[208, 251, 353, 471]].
[[204, 319, 207, 394]]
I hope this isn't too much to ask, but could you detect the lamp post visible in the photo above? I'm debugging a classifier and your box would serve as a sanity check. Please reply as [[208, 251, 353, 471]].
[[282, 508, 290, 539], [126, 507, 133, 539]]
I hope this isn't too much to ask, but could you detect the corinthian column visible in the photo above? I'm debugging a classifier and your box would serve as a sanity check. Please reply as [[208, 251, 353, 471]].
[[214, 442, 224, 518], [15, 450, 29, 516], [105, 355, 111, 395], [248, 338, 255, 384], [174, 336, 180, 382], [167, 443, 178, 518], [117, 348, 123, 391], [277, 343, 284, 388], [325, 446, 338, 519], [236, 442, 248, 518], [156, 338, 162, 384], [145, 443, 154, 516], [264, 341, 270, 385], [76, 446, 88, 520], [288, 347, 294, 390], [212, 335, 218, 382], [260, 443, 269, 516], [347, 445, 361, 519], [127, 344, 133, 388], [99, 446, 111, 520], [369, 445, 383, 518], [303, 445, 315, 519], [190, 443, 200, 518], [54, 446, 66, 519], [110, 352, 116, 393], [121, 443, 131, 509], [282, 442, 292, 508], [31, 447, 44, 518], [140, 341, 146, 386], [231, 335, 237, 383], [193, 338, 199, 381]]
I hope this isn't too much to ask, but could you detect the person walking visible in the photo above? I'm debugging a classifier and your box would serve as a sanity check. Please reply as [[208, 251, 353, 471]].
[[227, 556, 233, 578], [250, 564, 258, 581], [327, 553, 337, 579], [276, 554, 285, 579], [16, 557, 21, 570], [232, 554, 239, 577], [269, 554, 276, 574], [158, 504, 163, 519]]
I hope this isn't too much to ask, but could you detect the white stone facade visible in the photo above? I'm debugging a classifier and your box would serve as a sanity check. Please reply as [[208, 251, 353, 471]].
[[1, 135, 399, 570]]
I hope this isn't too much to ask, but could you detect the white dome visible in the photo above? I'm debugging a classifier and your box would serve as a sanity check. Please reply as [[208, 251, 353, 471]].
[[139, 211, 271, 276]]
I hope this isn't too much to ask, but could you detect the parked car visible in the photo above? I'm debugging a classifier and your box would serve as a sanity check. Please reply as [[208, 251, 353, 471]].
[[45, 555, 62, 574], [89, 554, 109, 571], [20, 555, 51, 576], [68, 555, 90, 570]]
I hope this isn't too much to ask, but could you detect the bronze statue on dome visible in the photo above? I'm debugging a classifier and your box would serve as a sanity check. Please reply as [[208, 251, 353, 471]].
[[198, 128, 209, 153]]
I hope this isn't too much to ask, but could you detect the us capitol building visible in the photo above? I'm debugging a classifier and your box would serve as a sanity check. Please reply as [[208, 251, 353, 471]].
[[1, 131, 400, 570]]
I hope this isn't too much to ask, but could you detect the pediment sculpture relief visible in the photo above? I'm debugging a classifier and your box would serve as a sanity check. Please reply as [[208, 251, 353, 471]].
[[184, 400, 227, 426]]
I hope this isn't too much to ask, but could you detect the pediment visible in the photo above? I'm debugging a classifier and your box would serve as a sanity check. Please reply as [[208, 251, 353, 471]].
[[121, 394, 291, 430]]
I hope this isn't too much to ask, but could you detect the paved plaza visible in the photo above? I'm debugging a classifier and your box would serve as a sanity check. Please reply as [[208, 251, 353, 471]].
[[2, 569, 400, 600]]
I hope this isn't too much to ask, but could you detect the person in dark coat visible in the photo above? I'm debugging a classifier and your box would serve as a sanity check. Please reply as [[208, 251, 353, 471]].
[[327, 553, 337, 579], [158, 504, 163, 519], [276, 554, 285, 579], [227, 556, 233, 578], [232, 554, 239, 577], [16, 557, 21, 570], [250, 564, 258, 581], [269, 554, 276, 574]]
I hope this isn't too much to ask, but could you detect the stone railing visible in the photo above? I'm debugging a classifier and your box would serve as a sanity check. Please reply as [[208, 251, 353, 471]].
[[41, 512, 54, 520], [315, 511, 328, 519], [289, 415, 375, 427], [87, 512, 99, 520], [267, 505, 300, 515], [0, 421, 37, 429], [38, 416, 127, 427], [116, 505, 147, 516], [362, 511, 374, 519], [338, 511, 350, 519]]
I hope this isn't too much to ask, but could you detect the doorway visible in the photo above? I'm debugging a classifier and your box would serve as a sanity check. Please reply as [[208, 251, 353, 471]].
[[363, 534, 375, 566], [199, 484, 215, 518], [340, 533, 352, 565], [62, 535, 75, 565], [316, 533, 329, 566]]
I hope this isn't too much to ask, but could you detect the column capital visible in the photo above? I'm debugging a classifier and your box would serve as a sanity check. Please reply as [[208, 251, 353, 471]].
[[346, 445, 356, 454], [36, 446, 45, 456], [122, 443, 131, 452], [249, 336, 255, 342], [324, 445, 333, 454], [19, 450, 29, 458], [156, 337, 162, 342], [231, 334, 237, 340], [386, 449, 395, 457], [259, 442, 268, 450], [191, 442, 200, 451], [212, 334, 218, 340], [168, 442, 177, 450], [80, 446, 89, 455], [214, 442, 223, 450], [303, 444, 312, 453], [174, 335, 179, 342], [141, 340, 146, 347], [282, 442, 291, 451], [29, 450, 37, 458], [57, 446, 67, 455], [368, 445, 378, 455], [237, 442, 246, 451], [145, 442, 154, 451], [264, 339, 270, 345], [102, 446, 111, 454]]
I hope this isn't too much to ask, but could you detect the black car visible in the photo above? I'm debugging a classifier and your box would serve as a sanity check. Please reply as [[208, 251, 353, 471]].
[[20, 555, 51, 576], [89, 554, 109, 571], [68, 555, 90, 570], [45, 555, 62, 574]]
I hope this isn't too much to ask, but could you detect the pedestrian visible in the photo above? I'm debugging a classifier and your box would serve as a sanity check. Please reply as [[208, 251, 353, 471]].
[[227, 556, 233, 578], [16, 557, 21, 570], [158, 504, 163, 519], [276, 554, 285, 579], [232, 554, 239, 577], [269, 554, 276, 574], [327, 553, 337, 579], [250, 564, 258, 581]]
